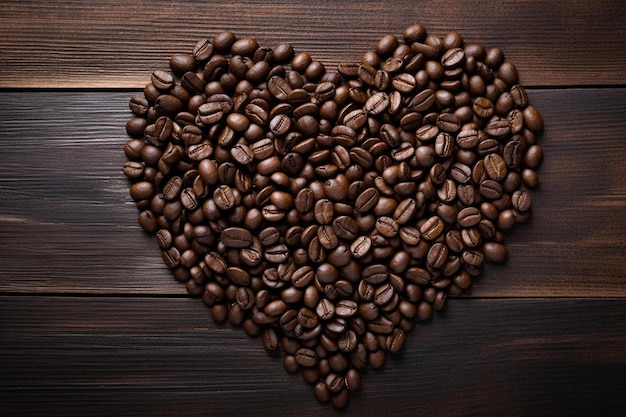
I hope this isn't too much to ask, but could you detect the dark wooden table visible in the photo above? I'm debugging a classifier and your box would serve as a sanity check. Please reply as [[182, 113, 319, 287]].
[[1, 1, 625, 416]]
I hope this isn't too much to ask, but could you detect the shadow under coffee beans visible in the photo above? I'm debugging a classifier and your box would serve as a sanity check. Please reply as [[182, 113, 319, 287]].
[[123, 24, 544, 409]]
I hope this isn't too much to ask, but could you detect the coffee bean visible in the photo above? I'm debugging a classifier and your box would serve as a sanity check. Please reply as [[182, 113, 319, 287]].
[[386, 328, 406, 353], [362, 264, 388, 285], [479, 179, 503, 199], [130, 180, 157, 201], [295, 347, 317, 367], [350, 235, 372, 259], [355, 187, 379, 213], [457, 207, 482, 228], [221, 227, 252, 248], [512, 190, 532, 212], [524, 144, 544, 168], [314, 199, 334, 225], [436, 113, 461, 133], [427, 242, 448, 269], [484, 153, 508, 181], [213, 185, 236, 210], [375, 216, 399, 237], [420, 216, 444, 240], [408, 88, 435, 112], [482, 242, 508, 263], [456, 129, 480, 149], [335, 300, 358, 318], [485, 118, 511, 138], [151, 70, 174, 90]]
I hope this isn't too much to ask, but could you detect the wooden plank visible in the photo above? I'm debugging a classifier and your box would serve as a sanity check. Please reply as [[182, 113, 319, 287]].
[[0, 0, 625, 88], [0, 89, 624, 296], [1, 296, 624, 416]]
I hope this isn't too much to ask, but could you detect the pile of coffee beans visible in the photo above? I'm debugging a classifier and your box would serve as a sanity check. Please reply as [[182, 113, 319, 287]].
[[123, 24, 543, 409]]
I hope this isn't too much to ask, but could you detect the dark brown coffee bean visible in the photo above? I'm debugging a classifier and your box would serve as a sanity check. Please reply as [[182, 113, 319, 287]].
[[386, 328, 406, 353], [362, 264, 388, 285], [441, 47, 465, 68], [523, 105, 544, 133], [512, 190, 532, 212], [484, 153, 508, 181], [456, 129, 480, 149], [355, 187, 379, 213], [457, 207, 482, 228], [462, 249, 485, 266], [350, 235, 372, 258], [129, 181, 154, 201], [427, 242, 448, 269], [479, 179, 503, 199], [408, 88, 435, 112], [297, 308, 319, 328], [213, 185, 236, 210], [335, 300, 358, 318], [391, 72, 417, 93], [482, 242, 508, 263], [151, 70, 174, 90], [295, 347, 317, 367], [316, 298, 335, 321], [317, 225, 339, 250], [364, 91, 390, 115], [314, 199, 334, 225], [367, 316, 394, 334], [265, 243, 289, 263], [477, 138, 501, 157], [221, 227, 252, 248], [461, 228, 482, 248], [375, 216, 399, 237], [485, 118, 511, 138], [129, 96, 149, 116], [374, 283, 394, 306], [436, 113, 461, 133], [420, 216, 444, 240], [269, 114, 292, 136], [414, 125, 438, 145]]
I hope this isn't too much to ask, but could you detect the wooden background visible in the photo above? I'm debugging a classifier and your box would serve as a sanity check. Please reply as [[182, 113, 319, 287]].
[[1, 1, 625, 416]]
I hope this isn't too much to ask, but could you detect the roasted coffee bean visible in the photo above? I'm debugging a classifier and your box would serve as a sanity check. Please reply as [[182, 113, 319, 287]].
[[456, 129, 480, 149], [512, 190, 532, 212], [314, 199, 334, 225], [362, 264, 388, 285], [354, 187, 379, 213], [335, 300, 358, 318], [484, 153, 508, 181], [295, 347, 317, 367], [479, 179, 503, 200], [221, 227, 253, 248], [408, 88, 435, 112], [151, 69, 174, 90], [485, 118, 511, 138], [482, 242, 508, 263], [427, 242, 448, 269], [420, 216, 444, 240], [457, 207, 482, 228], [436, 113, 461, 133], [316, 298, 336, 320], [375, 216, 399, 237], [350, 235, 372, 258], [213, 185, 236, 210]]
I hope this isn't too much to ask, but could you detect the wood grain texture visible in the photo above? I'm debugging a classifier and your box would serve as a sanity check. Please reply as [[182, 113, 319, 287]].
[[1, 0, 625, 88], [1, 296, 624, 417], [0, 89, 624, 296], [1, 2, 625, 415]]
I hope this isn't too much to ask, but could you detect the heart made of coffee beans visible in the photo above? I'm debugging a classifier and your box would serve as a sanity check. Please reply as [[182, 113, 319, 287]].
[[123, 24, 543, 409]]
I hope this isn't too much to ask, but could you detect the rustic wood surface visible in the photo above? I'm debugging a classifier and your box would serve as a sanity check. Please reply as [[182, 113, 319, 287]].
[[1, 0, 625, 416]]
